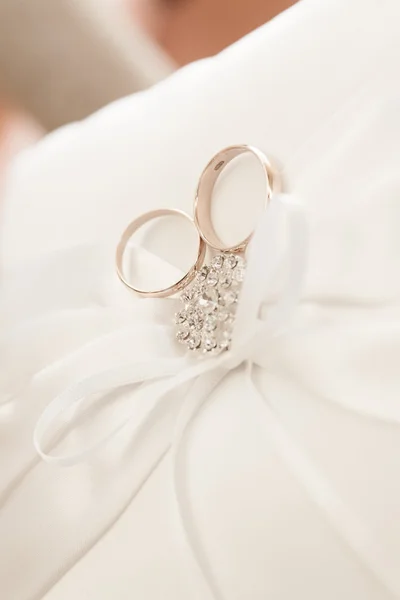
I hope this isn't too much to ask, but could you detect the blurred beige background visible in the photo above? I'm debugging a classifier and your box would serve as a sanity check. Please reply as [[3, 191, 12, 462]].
[[0, 0, 296, 173]]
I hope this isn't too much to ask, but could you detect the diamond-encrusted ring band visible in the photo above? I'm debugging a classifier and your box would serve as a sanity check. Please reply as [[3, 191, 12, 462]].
[[194, 144, 280, 253], [115, 208, 206, 298], [175, 145, 280, 355]]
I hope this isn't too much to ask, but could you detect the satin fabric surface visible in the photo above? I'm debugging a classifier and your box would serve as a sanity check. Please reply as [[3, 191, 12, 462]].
[[1, 0, 400, 599]]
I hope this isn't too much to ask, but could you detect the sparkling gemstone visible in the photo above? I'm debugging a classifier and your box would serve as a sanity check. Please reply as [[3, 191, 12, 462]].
[[196, 266, 209, 282], [174, 310, 186, 325], [181, 289, 193, 305], [197, 287, 219, 314], [186, 308, 204, 330], [223, 290, 237, 306], [204, 315, 217, 331], [211, 255, 224, 270], [192, 283, 204, 298], [219, 270, 232, 288], [233, 266, 246, 283], [203, 336, 217, 352], [176, 328, 190, 343], [187, 333, 201, 350], [224, 254, 238, 269], [207, 269, 219, 287]]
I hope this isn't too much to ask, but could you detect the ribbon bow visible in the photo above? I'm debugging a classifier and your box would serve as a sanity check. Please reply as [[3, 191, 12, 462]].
[[34, 195, 307, 466], [32, 194, 400, 600]]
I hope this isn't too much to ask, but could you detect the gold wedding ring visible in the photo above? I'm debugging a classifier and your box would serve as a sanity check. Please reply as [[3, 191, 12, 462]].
[[115, 208, 206, 298], [194, 145, 280, 253]]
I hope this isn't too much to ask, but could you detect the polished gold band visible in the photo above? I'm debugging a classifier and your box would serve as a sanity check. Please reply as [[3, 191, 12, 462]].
[[194, 144, 280, 253], [115, 208, 206, 298]]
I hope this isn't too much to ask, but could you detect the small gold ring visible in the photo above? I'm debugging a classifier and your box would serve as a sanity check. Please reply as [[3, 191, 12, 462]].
[[116, 208, 206, 298], [194, 144, 280, 253]]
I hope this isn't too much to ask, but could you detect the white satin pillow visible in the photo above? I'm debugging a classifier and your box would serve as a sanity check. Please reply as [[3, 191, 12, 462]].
[[1, 0, 400, 599]]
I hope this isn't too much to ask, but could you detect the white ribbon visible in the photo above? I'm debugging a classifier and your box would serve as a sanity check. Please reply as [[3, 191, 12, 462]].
[[32, 195, 400, 600]]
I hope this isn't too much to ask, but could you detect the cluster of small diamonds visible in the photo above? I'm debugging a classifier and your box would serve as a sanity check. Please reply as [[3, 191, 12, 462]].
[[174, 253, 246, 355]]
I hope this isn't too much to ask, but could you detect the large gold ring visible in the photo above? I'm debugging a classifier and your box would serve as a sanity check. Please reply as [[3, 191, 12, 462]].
[[194, 144, 280, 253]]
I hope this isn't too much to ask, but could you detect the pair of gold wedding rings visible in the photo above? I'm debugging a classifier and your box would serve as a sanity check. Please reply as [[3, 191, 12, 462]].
[[115, 145, 280, 298]]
